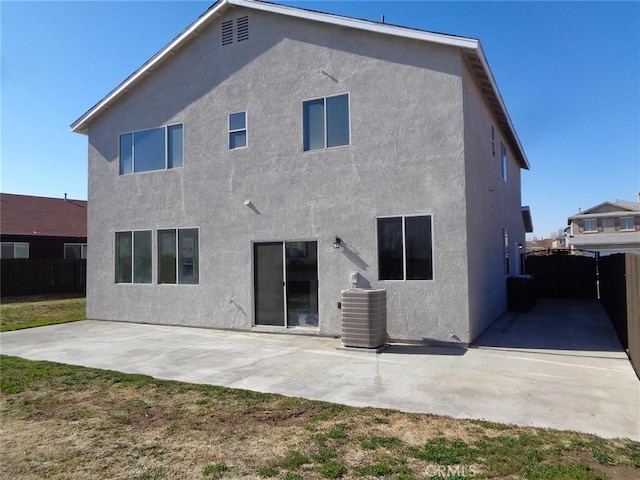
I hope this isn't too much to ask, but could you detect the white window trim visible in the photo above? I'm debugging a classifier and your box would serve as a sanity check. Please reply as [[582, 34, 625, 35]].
[[228, 111, 248, 150], [375, 214, 435, 282], [620, 217, 635, 231], [501, 142, 507, 182], [118, 123, 184, 175], [1, 242, 29, 259], [158, 226, 200, 286], [63, 243, 87, 259], [115, 229, 153, 284], [302, 92, 351, 152]]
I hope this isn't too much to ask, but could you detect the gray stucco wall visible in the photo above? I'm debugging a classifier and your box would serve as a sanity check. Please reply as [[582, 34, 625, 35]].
[[86, 6, 484, 343], [461, 60, 526, 341]]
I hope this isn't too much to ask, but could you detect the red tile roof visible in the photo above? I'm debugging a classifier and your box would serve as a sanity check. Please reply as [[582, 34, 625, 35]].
[[1, 193, 87, 238]]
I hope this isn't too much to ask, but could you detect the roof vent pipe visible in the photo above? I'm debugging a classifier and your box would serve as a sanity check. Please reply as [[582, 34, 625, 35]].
[[64, 193, 68, 200], [381, 14, 385, 23]]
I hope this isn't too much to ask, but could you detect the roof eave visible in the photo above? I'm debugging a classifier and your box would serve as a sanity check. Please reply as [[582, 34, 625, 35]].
[[464, 44, 529, 170], [70, 0, 232, 134]]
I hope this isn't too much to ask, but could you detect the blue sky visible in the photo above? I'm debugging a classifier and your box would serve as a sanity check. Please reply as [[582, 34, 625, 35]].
[[2, 0, 638, 238]]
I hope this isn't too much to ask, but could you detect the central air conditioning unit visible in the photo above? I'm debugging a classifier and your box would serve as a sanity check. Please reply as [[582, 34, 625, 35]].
[[341, 288, 387, 349]]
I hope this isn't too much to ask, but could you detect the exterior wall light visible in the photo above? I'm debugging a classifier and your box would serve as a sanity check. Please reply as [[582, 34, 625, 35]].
[[333, 236, 342, 249]]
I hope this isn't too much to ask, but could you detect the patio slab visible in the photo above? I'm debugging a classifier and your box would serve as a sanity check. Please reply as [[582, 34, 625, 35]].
[[1, 299, 638, 440]]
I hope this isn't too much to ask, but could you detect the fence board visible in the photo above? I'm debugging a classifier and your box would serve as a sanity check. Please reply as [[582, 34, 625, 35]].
[[599, 254, 628, 347], [600, 253, 640, 380], [1, 259, 86, 296], [626, 254, 640, 379], [524, 252, 597, 299]]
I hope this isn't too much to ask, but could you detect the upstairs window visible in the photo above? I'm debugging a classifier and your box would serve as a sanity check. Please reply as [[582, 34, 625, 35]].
[[620, 217, 634, 231], [491, 125, 496, 157], [501, 142, 507, 181], [229, 112, 247, 149], [1, 242, 29, 259], [119, 124, 183, 175], [377, 215, 433, 281], [303, 93, 350, 151], [583, 219, 598, 233]]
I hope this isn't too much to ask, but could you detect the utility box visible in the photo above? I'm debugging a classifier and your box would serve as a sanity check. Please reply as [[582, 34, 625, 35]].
[[341, 288, 387, 348]]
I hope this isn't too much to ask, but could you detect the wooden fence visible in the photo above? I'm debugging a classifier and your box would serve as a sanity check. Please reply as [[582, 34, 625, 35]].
[[600, 253, 640, 379], [1, 259, 86, 296], [524, 250, 598, 299]]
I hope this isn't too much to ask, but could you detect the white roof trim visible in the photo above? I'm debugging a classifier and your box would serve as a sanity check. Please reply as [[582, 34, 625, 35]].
[[70, 0, 528, 169], [232, 0, 478, 49]]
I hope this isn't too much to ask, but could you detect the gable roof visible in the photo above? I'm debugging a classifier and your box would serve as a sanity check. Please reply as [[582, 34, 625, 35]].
[[569, 200, 640, 220], [0, 193, 87, 238], [69, 0, 529, 169]]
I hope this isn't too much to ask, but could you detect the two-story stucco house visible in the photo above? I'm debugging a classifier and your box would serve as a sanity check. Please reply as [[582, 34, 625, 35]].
[[567, 198, 640, 256], [70, 0, 531, 345]]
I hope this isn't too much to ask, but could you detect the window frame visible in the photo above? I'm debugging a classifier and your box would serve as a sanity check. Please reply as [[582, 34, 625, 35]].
[[500, 142, 507, 182], [114, 230, 153, 284], [157, 227, 200, 285], [228, 111, 248, 150], [119, 123, 184, 175], [583, 219, 598, 233], [620, 217, 635, 231], [376, 214, 434, 282], [491, 125, 496, 157], [302, 92, 351, 152], [64, 243, 88, 260], [1, 242, 29, 259]]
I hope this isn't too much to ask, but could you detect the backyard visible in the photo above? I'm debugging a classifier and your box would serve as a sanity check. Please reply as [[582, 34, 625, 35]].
[[0, 296, 638, 479]]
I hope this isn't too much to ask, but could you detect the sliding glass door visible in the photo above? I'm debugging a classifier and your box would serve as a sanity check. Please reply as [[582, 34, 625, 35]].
[[254, 241, 318, 328]]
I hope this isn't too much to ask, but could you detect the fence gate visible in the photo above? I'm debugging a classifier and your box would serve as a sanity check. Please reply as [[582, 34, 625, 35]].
[[524, 249, 598, 299]]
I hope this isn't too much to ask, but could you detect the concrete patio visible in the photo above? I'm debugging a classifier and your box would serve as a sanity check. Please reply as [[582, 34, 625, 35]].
[[1, 299, 638, 440]]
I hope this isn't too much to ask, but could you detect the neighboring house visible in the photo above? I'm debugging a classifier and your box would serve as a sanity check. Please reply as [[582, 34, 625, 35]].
[[551, 234, 568, 249], [0, 193, 87, 259], [567, 197, 640, 256], [527, 238, 553, 253], [70, 0, 532, 345]]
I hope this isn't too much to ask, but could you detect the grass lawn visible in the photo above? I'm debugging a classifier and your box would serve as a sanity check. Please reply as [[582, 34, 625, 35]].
[[1, 355, 638, 480], [0, 294, 86, 332]]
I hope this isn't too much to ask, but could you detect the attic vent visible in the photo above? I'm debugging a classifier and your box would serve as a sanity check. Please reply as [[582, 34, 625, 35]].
[[221, 20, 234, 46], [237, 16, 249, 42]]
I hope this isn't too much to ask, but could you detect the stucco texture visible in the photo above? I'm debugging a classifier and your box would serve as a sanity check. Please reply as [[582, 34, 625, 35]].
[[86, 6, 525, 344]]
